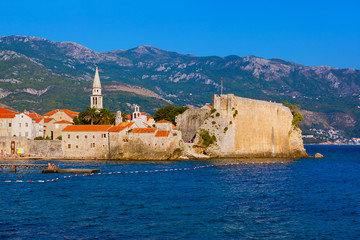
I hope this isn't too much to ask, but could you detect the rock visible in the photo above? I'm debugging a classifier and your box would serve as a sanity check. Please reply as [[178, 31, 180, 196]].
[[314, 153, 324, 158], [176, 109, 210, 142]]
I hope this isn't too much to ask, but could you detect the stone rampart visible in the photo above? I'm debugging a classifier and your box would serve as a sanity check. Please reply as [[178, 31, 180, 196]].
[[194, 94, 307, 158], [110, 131, 182, 160], [0, 136, 63, 157]]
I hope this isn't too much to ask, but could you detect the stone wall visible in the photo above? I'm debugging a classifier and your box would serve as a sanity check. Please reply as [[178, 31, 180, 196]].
[[0, 136, 62, 157], [27, 140, 62, 157], [194, 94, 307, 158], [110, 131, 182, 160], [176, 109, 210, 141], [0, 136, 28, 154]]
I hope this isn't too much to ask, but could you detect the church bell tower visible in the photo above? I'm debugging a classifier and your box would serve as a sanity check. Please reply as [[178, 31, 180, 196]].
[[90, 67, 103, 110]]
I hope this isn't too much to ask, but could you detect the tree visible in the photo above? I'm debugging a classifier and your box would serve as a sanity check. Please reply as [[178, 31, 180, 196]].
[[83, 107, 100, 125], [74, 107, 116, 125], [282, 101, 304, 128], [154, 105, 188, 125], [99, 108, 115, 125]]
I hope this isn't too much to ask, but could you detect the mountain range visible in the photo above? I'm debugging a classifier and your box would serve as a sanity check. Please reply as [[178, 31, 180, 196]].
[[0, 35, 359, 137]]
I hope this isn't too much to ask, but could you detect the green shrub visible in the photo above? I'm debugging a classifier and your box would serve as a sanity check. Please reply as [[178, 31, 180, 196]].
[[212, 121, 216, 125], [229, 121, 232, 125], [200, 129, 215, 147], [56, 135, 62, 140], [34, 136, 44, 140], [224, 127, 228, 133], [282, 101, 304, 128], [233, 110, 238, 118], [216, 112, 220, 117], [45, 136, 51, 140], [210, 108, 216, 114]]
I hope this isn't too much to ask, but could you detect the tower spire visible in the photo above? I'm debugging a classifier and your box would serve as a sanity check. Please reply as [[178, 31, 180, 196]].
[[90, 66, 103, 109]]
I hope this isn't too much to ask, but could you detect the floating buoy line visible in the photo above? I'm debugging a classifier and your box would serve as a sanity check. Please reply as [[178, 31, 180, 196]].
[[1, 161, 286, 183]]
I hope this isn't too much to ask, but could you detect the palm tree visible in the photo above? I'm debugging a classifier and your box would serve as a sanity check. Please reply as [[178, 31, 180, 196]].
[[99, 108, 115, 125], [83, 107, 99, 125]]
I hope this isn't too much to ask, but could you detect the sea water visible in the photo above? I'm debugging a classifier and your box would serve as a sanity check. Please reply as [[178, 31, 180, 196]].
[[0, 145, 359, 239]]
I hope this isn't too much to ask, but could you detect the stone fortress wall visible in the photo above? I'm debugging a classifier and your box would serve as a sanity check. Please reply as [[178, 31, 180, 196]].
[[194, 94, 307, 158], [0, 136, 62, 157]]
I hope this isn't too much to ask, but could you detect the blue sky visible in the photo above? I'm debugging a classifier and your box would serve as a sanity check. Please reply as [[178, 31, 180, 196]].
[[0, 0, 359, 69]]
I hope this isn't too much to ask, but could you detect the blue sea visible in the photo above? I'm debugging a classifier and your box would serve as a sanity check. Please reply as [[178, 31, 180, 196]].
[[0, 145, 359, 239]]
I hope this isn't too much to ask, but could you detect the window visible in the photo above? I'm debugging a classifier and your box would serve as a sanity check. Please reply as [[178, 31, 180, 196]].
[[9, 123, 11, 127], [91, 143, 95, 148], [25, 132, 28, 137], [68, 134, 70, 139], [76, 145, 78, 149], [25, 123, 28, 127], [104, 134, 106, 138], [76, 135, 79, 139], [93, 135, 95, 139], [19, 123, 21, 127], [68, 144, 71, 149], [85, 135, 88, 139]]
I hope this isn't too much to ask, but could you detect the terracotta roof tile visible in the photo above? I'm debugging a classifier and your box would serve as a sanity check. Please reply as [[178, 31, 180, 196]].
[[26, 112, 42, 119], [62, 125, 113, 132], [131, 128, 157, 134], [108, 122, 133, 132], [44, 109, 79, 119], [155, 130, 170, 137], [0, 107, 18, 114], [44, 118, 54, 123], [35, 117, 43, 123], [0, 113, 17, 118], [147, 116, 154, 121], [156, 119, 172, 124], [53, 120, 72, 124], [206, 105, 213, 109]]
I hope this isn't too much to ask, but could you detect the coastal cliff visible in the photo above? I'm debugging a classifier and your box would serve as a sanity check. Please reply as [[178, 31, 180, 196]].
[[178, 94, 308, 158]]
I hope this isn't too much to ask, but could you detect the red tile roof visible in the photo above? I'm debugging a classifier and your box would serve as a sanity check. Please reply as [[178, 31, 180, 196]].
[[44, 118, 54, 123], [0, 107, 18, 114], [131, 128, 157, 134], [62, 125, 113, 132], [35, 117, 43, 123], [147, 116, 154, 121], [53, 120, 73, 124], [206, 105, 213, 109], [156, 119, 172, 124], [155, 130, 170, 137], [26, 112, 42, 119], [108, 122, 133, 132], [0, 113, 17, 119], [172, 124, 177, 130], [44, 109, 79, 119], [125, 115, 131, 120]]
